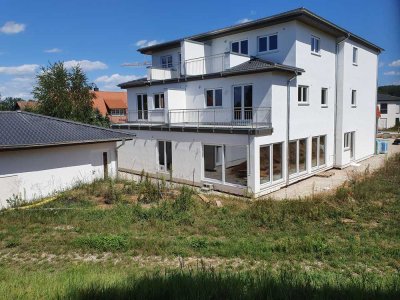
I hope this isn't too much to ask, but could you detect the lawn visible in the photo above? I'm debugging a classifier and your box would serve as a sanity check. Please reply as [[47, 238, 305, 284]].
[[0, 154, 399, 299]]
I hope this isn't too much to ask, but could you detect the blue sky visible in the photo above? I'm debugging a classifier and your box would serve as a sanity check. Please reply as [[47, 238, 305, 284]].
[[0, 0, 399, 99]]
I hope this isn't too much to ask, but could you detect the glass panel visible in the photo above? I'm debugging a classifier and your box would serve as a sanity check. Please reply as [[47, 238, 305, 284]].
[[231, 42, 239, 53], [166, 141, 172, 171], [298, 87, 302, 102], [269, 35, 278, 50], [319, 136, 326, 166], [160, 94, 164, 108], [167, 56, 173, 68], [244, 85, 252, 120], [206, 90, 214, 107], [215, 89, 222, 106], [272, 143, 282, 181], [143, 94, 148, 119], [303, 87, 308, 103], [259, 36, 267, 52], [154, 94, 160, 108], [225, 145, 247, 186], [260, 146, 270, 184], [240, 40, 248, 55], [137, 95, 142, 119], [312, 137, 318, 167], [321, 89, 327, 105], [158, 141, 165, 167], [289, 141, 297, 175], [161, 57, 167, 68], [204, 145, 223, 181], [315, 39, 320, 52], [311, 37, 315, 52], [299, 139, 307, 172], [234, 86, 242, 120]]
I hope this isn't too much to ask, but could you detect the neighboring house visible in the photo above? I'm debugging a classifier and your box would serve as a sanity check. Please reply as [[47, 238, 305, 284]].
[[93, 90, 128, 123], [377, 93, 400, 129], [112, 8, 381, 197], [0, 111, 133, 208], [15, 100, 38, 111]]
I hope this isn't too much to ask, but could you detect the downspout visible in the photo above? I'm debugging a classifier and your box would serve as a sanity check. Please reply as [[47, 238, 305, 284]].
[[286, 71, 299, 186], [334, 33, 350, 167]]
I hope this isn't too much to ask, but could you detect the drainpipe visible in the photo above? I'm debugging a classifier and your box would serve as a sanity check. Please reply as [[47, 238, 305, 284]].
[[285, 71, 299, 186], [334, 33, 350, 167]]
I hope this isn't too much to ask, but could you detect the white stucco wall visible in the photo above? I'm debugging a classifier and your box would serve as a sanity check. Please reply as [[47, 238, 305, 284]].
[[0, 142, 118, 208], [378, 101, 400, 129]]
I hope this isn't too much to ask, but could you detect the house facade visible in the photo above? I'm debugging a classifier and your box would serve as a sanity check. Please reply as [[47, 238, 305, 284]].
[[113, 8, 381, 197], [377, 94, 400, 129], [93, 90, 128, 124]]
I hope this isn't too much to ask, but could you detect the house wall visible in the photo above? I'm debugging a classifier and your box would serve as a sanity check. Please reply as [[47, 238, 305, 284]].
[[0, 142, 117, 208], [378, 101, 400, 129]]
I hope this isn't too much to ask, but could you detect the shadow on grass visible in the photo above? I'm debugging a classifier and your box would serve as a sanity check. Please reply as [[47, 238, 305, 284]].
[[64, 270, 400, 300]]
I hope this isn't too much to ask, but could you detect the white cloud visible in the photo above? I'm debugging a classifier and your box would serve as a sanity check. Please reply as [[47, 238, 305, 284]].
[[95, 73, 141, 90], [0, 21, 26, 34], [44, 48, 62, 53], [0, 76, 35, 99], [236, 18, 252, 24], [389, 59, 400, 67], [384, 71, 400, 76], [64, 60, 107, 71], [135, 39, 162, 47], [0, 64, 39, 75]]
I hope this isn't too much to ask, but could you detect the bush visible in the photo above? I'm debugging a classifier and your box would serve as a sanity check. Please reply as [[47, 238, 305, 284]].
[[173, 187, 194, 213], [74, 234, 129, 251], [6, 194, 25, 208], [104, 180, 123, 204], [137, 175, 160, 204]]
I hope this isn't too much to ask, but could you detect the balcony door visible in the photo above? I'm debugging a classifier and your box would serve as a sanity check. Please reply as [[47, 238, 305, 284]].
[[233, 85, 252, 122], [137, 94, 148, 120]]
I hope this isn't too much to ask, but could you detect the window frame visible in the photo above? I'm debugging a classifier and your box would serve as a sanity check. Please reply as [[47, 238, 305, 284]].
[[205, 88, 223, 108], [288, 138, 308, 176], [343, 132, 354, 151], [311, 35, 321, 55], [109, 109, 125, 116], [311, 135, 327, 169], [380, 103, 388, 114], [259, 142, 284, 186], [258, 33, 278, 53], [154, 93, 165, 109], [351, 90, 357, 107], [231, 39, 249, 55], [158, 140, 172, 172], [321, 88, 328, 107], [352, 47, 358, 65], [160, 55, 173, 68], [298, 85, 309, 105]]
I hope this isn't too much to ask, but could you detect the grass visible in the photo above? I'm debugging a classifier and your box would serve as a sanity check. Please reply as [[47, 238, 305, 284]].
[[0, 154, 399, 299]]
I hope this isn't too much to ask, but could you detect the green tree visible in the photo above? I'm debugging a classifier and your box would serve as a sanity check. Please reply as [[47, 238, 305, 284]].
[[33, 62, 101, 125], [378, 85, 400, 97], [0, 96, 24, 111]]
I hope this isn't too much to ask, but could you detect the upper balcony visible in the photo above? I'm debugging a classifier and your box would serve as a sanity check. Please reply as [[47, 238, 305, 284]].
[[146, 52, 250, 81]]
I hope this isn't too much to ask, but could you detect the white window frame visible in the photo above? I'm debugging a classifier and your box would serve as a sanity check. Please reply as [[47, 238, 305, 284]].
[[205, 88, 223, 108], [109, 109, 125, 116], [288, 138, 308, 177], [311, 35, 321, 55], [351, 90, 357, 107], [321, 88, 328, 107], [344, 132, 353, 150], [259, 142, 284, 186], [396, 104, 400, 114], [158, 140, 172, 172], [352, 47, 358, 65], [258, 33, 278, 53], [311, 135, 327, 169], [154, 93, 165, 109], [161, 55, 173, 68], [298, 85, 309, 104], [231, 39, 249, 55]]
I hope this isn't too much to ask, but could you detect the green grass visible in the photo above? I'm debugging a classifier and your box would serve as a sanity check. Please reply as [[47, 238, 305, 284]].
[[0, 154, 399, 299]]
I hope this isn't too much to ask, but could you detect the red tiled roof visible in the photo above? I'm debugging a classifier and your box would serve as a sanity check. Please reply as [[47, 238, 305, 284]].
[[92, 91, 127, 116]]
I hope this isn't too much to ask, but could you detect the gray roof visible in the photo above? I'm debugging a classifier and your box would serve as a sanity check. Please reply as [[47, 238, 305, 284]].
[[377, 93, 400, 102], [138, 8, 383, 55], [119, 58, 303, 89], [0, 111, 135, 150]]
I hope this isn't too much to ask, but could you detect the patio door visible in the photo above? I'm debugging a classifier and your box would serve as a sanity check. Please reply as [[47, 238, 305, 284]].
[[233, 85, 252, 122], [137, 94, 148, 120]]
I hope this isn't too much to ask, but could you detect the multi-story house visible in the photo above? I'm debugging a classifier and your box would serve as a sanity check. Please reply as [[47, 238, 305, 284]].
[[377, 93, 400, 129], [93, 90, 128, 124], [113, 8, 382, 197]]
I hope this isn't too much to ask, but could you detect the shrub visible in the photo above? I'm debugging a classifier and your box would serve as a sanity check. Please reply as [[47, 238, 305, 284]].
[[74, 234, 129, 251], [137, 175, 160, 204], [6, 194, 25, 208], [173, 187, 194, 213], [104, 180, 123, 204]]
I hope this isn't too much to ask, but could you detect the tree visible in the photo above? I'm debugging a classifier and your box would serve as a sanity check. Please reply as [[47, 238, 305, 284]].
[[0, 96, 24, 111], [33, 62, 97, 124], [378, 85, 400, 97]]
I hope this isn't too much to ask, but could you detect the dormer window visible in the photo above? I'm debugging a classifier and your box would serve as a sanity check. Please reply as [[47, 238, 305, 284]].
[[311, 36, 320, 54], [231, 39, 248, 55], [161, 55, 173, 68]]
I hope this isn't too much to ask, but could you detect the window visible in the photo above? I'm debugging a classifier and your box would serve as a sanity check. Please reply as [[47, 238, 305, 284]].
[[161, 55, 173, 68], [351, 90, 357, 107], [258, 33, 278, 52], [110, 109, 125, 116], [312, 135, 326, 168], [298, 86, 309, 104], [311, 36, 320, 54], [396, 105, 400, 114], [259, 142, 283, 184], [380, 103, 388, 114], [231, 39, 248, 55], [352, 47, 358, 65], [154, 93, 165, 109], [289, 138, 308, 176], [158, 141, 172, 172], [344, 132, 353, 150], [321, 88, 328, 107], [137, 94, 148, 120], [206, 88, 223, 107], [233, 85, 253, 120]]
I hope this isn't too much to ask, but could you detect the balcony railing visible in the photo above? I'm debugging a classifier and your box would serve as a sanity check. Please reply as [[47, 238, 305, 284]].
[[147, 66, 180, 81], [127, 107, 271, 129]]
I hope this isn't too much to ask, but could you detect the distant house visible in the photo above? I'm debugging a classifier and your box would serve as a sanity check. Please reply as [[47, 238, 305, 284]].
[[0, 111, 134, 208], [15, 100, 38, 111], [93, 91, 128, 124], [377, 94, 400, 129]]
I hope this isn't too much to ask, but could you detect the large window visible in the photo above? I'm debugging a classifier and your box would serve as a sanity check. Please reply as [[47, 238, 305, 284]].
[[380, 103, 388, 114], [351, 90, 357, 107], [321, 88, 328, 107], [352, 47, 358, 65], [312, 135, 326, 168], [289, 139, 307, 176], [206, 89, 223, 107], [204, 144, 247, 186], [154, 93, 165, 109], [233, 85, 253, 120], [161, 55, 173, 68], [258, 33, 278, 53], [298, 86, 309, 104], [311, 36, 320, 54], [259, 143, 283, 185], [137, 94, 148, 120], [158, 141, 172, 172], [344, 132, 354, 159], [231, 40, 248, 55]]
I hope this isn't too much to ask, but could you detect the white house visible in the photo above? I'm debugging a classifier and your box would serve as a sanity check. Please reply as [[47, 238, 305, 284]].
[[377, 94, 400, 129], [113, 8, 382, 197], [0, 111, 134, 208]]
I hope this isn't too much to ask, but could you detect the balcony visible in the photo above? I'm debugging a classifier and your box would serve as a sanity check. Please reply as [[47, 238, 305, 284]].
[[147, 67, 180, 81], [126, 107, 271, 133]]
